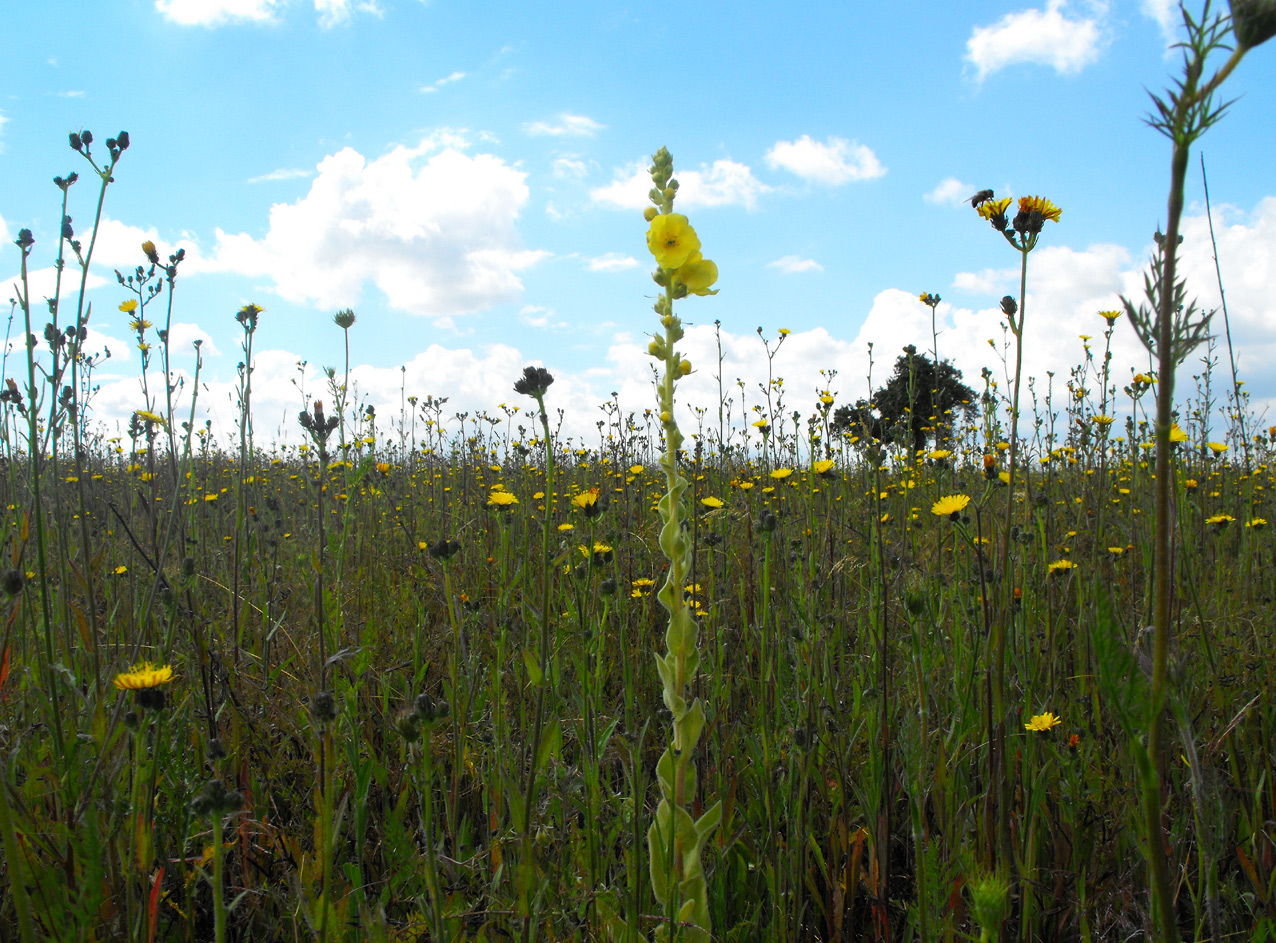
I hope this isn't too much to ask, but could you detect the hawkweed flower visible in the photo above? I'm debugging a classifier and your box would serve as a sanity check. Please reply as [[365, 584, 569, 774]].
[[1047, 559, 1076, 575], [1025, 711, 1063, 732], [812, 458, 836, 476], [487, 490, 519, 509], [571, 486, 609, 518], [114, 661, 175, 711], [1206, 513, 1236, 528], [931, 493, 971, 518]]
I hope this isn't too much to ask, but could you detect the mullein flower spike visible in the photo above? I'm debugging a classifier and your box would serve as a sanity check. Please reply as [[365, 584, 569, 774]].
[[642, 148, 721, 942]]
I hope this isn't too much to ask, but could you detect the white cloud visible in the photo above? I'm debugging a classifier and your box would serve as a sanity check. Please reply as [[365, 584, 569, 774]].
[[966, 0, 1109, 81], [314, 0, 382, 28], [586, 253, 639, 273], [168, 322, 222, 357], [591, 159, 769, 210], [1141, 0, 1178, 43], [247, 168, 312, 184], [204, 138, 547, 319], [154, 0, 280, 27], [420, 70, 466, 93], [765, 135, 885, 185], [952, 267, 1012, 294], [525, 113, 604, 137], [0, 211, 7, 244], [58, 90, 86, 99], [552, 156, 588, 179], [768, 255, 824, 274], [925, 177, 978, 206]]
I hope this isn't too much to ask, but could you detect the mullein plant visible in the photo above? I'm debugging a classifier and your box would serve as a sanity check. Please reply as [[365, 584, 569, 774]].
[[971, 188, 1060, 875], [1118, 3, 1273, 939], [642, 147, 722, 942]]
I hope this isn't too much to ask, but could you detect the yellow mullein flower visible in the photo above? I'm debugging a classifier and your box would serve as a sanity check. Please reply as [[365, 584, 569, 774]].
[[676, 252, 719, 296], [646, 214, 701, 270]]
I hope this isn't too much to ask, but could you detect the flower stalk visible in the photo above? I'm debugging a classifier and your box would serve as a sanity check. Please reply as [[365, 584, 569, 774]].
[[643, 147, 721, 942]]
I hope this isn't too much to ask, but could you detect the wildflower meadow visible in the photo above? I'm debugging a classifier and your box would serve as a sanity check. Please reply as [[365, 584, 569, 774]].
[[2, 3, 1276, 941]]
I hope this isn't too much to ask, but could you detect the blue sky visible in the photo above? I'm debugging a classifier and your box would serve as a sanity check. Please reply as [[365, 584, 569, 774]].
[[3, 0, 1275, 448]]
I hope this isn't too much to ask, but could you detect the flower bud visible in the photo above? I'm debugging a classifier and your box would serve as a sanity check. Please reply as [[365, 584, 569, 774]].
[[1000, 296, 1018, 318], [679, 360, 692, 376], [643, 207, 658, 222], [1231, 0, 1276, 48]]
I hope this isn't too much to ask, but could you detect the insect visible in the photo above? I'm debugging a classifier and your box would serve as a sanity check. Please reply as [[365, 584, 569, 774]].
[[968, 189, 995, 209]]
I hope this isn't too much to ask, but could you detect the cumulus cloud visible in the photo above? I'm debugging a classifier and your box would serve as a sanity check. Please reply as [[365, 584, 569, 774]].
[[925, 177, 978, 206], [591, 159, 769, 210], [765, 135, 885, 185], [768, 255, 824, 274], [154, 0, 280, 27], [420, 71, 466, 94], [204, 138, 547, 319], [525, 114, 604, 137], [966, 0, 1109, 81]]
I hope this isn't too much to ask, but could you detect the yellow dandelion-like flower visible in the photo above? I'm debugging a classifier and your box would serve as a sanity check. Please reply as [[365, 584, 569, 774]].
[[812, 459, 835, 476], [1047, 559, 1076, 574], [819, 393, 835, 406], [1092, 415, 1115, 426], [629, 464, 644, 475], [1205, 513, 1235, 527], [119, 299, 139, 313], [1024, 711, 1062, 732], [701, 495, 724, 508], [572, 488, 601, 511], [1184, 478, 1199, 489], [1246, 518, 1267, 530], [977, 196, 1013, 221], [770, 468, 794, 480], [1017, 195, 1061, 222], [931, 494, 971, 517], [487, 491, 519, 508], [926, 449, 952, 460], [1169, 424, 1189, 443], [133, 409, 167, 428], [1206, 441, 1228, 455], [113, 661, 175, 691], [1100, 310, 1121, 322]]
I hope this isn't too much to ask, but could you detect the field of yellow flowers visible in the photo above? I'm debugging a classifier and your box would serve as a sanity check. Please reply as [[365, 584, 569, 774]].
[[4, 6, 1276, 941]]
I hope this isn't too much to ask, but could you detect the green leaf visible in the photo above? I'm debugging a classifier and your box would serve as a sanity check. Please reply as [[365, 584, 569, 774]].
[[534, 718, 562, 774], [523, 648, 544, 687]]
